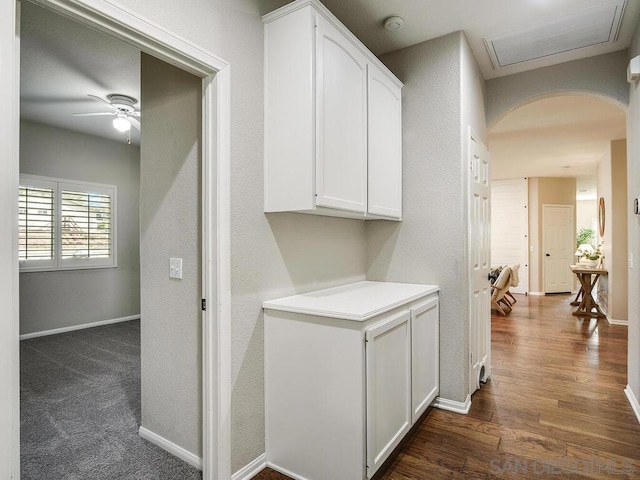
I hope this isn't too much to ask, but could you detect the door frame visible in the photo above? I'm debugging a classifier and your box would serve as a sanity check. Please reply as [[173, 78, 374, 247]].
[[542, 204, 574, 294], [0, 0, 231, 478]]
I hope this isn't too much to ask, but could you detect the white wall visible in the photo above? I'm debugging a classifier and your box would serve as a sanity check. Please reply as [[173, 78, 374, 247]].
[[367, 31, 486, 404], [118, 1, 366, 470], [596, 139, 628, 322], [490, 178, 529, 294], [486, 51, 629, 126], [527, 177, 576, 293], [577, 199, 597, 234], [628, 24, 640, 413], [140, 54, 203, 457], [19, 121, 140, 334]]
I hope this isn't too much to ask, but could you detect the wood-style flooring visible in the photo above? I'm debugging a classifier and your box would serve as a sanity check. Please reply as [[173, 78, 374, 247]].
[[254, 293, 640, 479]]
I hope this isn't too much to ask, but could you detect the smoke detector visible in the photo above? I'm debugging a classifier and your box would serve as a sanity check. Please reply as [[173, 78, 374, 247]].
[[384, 16, 404, 31]]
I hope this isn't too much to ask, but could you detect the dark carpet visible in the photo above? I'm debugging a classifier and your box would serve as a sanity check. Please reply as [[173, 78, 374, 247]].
[[20, 320, 202, 480]]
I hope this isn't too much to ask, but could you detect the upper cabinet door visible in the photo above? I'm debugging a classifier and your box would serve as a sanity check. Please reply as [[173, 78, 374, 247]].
[[315, 14, 368, 213], [368, 65, 402, 219]]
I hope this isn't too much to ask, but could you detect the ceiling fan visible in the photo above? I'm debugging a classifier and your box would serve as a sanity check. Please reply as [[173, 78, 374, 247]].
[[72, 93, 141, 134]]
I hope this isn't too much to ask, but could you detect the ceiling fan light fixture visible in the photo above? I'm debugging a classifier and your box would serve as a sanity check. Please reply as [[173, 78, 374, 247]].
[[113, 116, 131, 132]]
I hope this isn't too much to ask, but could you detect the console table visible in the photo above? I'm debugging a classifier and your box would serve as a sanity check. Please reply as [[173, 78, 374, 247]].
[[570, 265, 607, 318]]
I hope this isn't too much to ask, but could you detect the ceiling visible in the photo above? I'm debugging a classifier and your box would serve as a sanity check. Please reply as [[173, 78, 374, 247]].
[[20, 0, 637, 179], [489, 94, 627, 199], [319, 0, 640, 80], [20, 1, 141, 145]]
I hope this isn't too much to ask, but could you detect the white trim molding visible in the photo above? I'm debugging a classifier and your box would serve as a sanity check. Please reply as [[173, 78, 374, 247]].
[[1, 0, 21, 476], [232, 454, 266, 480], [8, 1, 232, 479], [606, 315, 628, 326], [528, 292, 545, 296], [597, 302, 628, 325], [19, 315, 140, 340], [624, 385, 640, 424], [433, 395, 472, 414], [139, 426, 202, 470]]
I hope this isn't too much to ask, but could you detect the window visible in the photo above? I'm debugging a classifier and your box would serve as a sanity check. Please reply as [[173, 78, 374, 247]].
[[19, 175, 117, 271]]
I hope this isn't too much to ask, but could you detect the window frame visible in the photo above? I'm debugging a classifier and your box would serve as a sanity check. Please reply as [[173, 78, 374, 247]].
[[19, 174, 117, 272]]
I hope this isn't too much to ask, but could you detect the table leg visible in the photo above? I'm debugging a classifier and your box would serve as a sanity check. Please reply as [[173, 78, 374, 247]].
[[573, 273, 605, 318]]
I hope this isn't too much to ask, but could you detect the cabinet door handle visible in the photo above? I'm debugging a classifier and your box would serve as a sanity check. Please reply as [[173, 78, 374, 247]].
[[545, 253, 550, 257]]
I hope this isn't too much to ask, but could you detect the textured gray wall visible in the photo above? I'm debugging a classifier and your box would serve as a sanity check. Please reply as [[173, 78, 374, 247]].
[[19, 120, 140, 335], [367, 32, 486, 404], [113, 0, 366, 470], [486, 50, 629, 126], [139, 54, 202, 457]]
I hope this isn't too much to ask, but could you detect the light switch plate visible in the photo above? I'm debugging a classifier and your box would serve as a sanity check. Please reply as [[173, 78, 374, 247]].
[[169, 257, 183, 279]]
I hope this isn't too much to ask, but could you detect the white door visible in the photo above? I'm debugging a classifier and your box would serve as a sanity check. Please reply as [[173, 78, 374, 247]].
[[367, 64, 402, 218], [411, 297, 439, 423], [543, 204, 574, 293], [469, 129, 491, 396], [315, 13, 368, 213], [365, 311, 411, 478]]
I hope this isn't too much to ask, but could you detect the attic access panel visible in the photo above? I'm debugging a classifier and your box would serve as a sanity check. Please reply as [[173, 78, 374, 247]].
[[485, 0, 626, 69]]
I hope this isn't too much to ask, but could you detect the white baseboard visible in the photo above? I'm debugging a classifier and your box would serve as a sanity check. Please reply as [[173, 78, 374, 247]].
[[20, 314, 140, 340], [266, 462, 311, 480], [139, 426, 202, 470], [232, 454, 266, 480], [625, 385, 640, 424], [595, 301, 628, 326], [606, 316, 628, 326], [433, 394, 471, 414], [528, 292, 545, 296]]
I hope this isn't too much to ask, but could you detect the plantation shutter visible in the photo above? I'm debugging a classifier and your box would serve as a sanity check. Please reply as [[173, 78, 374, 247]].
[[61, 189, 112, 259], [18, 183, 55, 263], [19, 174, 116, 271]]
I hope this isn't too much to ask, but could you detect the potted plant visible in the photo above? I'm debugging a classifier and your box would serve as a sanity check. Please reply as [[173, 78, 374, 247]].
[[584, 245, 602, 267], [576, 228, 595, 248]]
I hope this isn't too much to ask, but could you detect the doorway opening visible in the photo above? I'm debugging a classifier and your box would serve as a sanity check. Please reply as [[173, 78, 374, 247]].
[[4, 0, 231, 478]]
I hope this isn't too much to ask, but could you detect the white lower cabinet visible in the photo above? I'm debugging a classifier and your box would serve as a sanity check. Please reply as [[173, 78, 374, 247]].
[[410, 297, 440, 423], [264, 281, 439, 480], [365, 311, 412, 476]]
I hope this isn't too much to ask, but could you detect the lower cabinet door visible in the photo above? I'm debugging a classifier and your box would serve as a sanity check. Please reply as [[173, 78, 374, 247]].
[[411, 296, 439, 423], [365, 310, 412, 478]]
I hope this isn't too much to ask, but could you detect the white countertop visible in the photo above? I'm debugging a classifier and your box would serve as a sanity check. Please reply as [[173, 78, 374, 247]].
[[263, 281, 439, 321]]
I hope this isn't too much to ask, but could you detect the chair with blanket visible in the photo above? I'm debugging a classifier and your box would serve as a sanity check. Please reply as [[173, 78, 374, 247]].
[[491, 265, 512, 315], [503, 263, 520, 306]]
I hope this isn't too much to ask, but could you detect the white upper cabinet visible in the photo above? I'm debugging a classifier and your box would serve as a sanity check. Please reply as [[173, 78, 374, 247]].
[[368, 66, 403, 218], [263, 0, 403, 220], [315, 14, 368, 213]]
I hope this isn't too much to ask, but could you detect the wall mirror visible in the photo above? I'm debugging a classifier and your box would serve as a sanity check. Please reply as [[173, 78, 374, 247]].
[[598, 197, 605, 237]]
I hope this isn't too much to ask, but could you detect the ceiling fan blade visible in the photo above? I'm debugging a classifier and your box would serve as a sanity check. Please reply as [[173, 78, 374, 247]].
[[88, 94, 116, 109], [130, 111, 141, 118], [72, 112, 117, 117], [128, 117, 141, 131]]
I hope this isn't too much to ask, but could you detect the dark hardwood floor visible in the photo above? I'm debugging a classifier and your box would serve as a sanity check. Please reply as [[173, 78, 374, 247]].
[[254, 293, 640, 479]]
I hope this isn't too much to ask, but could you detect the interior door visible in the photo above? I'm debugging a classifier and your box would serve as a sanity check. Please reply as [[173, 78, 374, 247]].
[[315, 13, 367, 213], [469, 129, 491, 396], [543, 204, 574, 293]]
